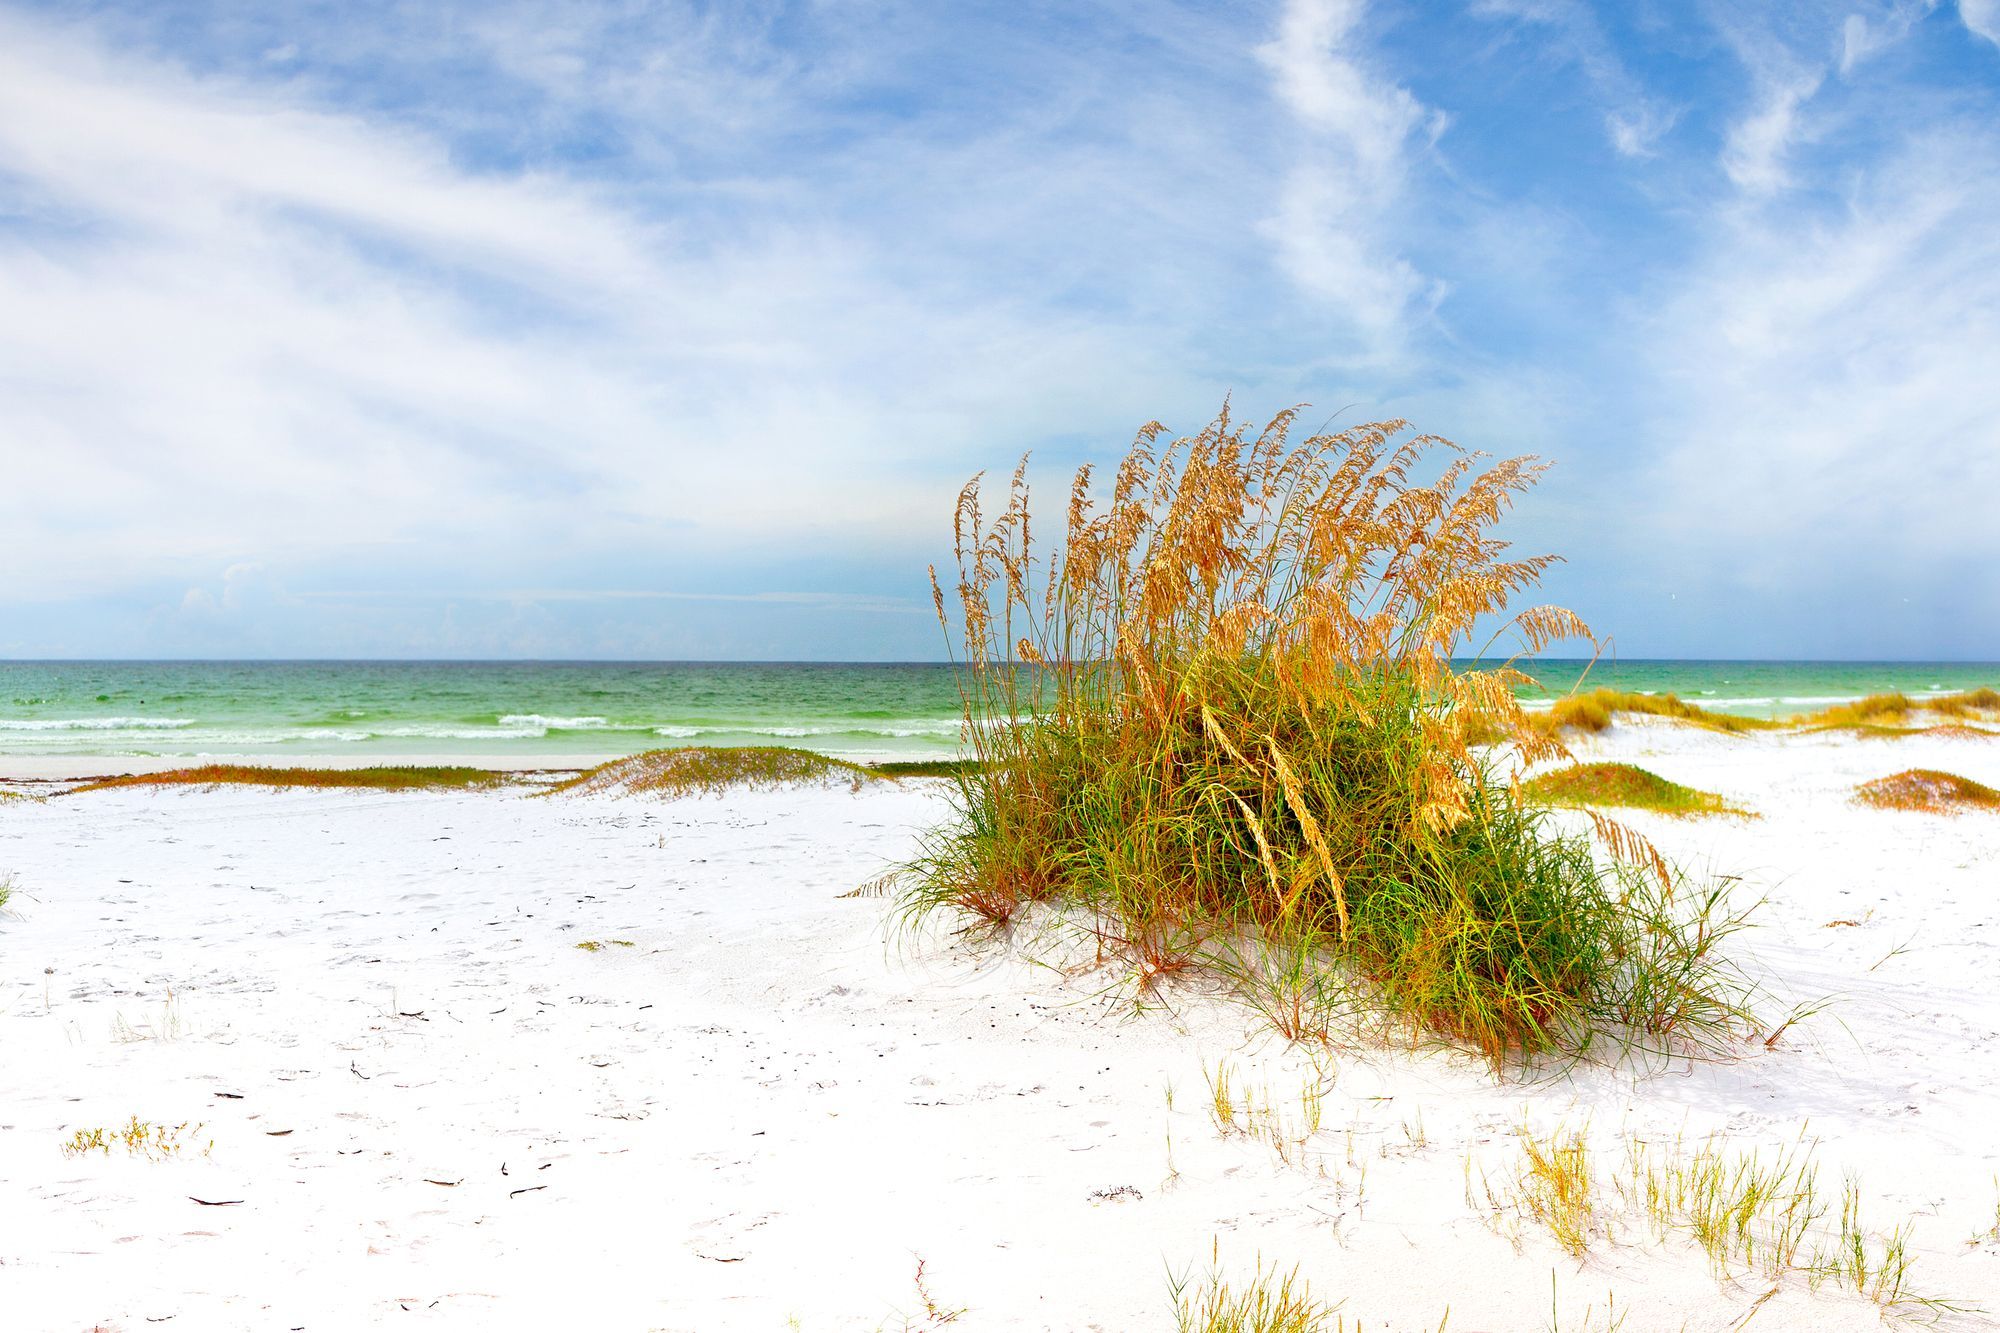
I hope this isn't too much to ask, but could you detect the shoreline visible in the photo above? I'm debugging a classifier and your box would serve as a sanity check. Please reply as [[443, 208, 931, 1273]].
[[0, 750, 960, 784], [0, 752, 619, 784]]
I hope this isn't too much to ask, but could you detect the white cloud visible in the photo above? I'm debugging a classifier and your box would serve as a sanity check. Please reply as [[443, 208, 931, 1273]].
[[1841, 2, 1941, 73], [1963, 0, 2000, 46], [1607, 105, 1679, 158], [1255, 0, 1441, 356], [1720, 73, 1823, 194]]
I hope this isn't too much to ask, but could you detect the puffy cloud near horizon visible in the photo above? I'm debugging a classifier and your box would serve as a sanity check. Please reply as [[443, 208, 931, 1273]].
[[1, 0, 1997, 659]]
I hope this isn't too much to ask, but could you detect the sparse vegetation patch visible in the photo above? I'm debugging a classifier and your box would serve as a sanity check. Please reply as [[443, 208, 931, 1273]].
[[1854, 769, 2000, 815], [1485, 1125, 1970, 1320], [62, 1116, 210, 1161]]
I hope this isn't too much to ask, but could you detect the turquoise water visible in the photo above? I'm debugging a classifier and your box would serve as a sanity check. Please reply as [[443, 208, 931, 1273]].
[[1, 660, 1996, 763]]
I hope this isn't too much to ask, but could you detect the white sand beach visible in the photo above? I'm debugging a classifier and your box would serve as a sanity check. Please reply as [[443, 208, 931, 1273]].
[[4, 725, 2000, 1330]]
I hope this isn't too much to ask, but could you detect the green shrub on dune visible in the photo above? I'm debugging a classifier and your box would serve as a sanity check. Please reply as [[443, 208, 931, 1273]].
[[900, 406, 1757, 1063]]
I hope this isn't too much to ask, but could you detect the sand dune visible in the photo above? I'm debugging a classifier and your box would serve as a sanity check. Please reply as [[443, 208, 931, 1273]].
[[2, 726, 1998, 1329]]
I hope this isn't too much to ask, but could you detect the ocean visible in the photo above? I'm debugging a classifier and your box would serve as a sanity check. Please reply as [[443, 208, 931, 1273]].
[[1, 660, 1996, 764]]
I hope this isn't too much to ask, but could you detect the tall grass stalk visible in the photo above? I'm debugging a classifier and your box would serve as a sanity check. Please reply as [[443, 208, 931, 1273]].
[[901, 406, 1757, 1062]]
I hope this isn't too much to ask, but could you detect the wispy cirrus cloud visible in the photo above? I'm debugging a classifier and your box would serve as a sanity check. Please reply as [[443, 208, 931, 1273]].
[[1255, 0, 1447, 359]]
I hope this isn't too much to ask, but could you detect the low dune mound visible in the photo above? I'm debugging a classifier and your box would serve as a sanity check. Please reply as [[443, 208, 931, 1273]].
[[1854, 768, 2000, 814], [549, 746, 876, 800], [1521, 762, 1744, 817], [69, 765, 512, 794]]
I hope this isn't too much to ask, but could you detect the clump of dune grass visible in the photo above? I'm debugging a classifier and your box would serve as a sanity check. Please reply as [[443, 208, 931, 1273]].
[[69, 765, 512, 794], [1854, 769, 2000, 815], [549, 745, 876, 799], [1531, 689, 1779, 737], [0, 871, 13, 911], [901, 405, 1759, 1063], [1523, 763, 1745, 818]]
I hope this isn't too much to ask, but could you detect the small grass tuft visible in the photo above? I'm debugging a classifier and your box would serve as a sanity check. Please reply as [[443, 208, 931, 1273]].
[[1522, 763, 1745, 818], [1171, 1261, 1340, 1333], [70, 765, 512, 794], [62, 1116, 210, 1161], [548, 746, 878, 799], [1854, 769, 2000, 815], [1517, 1121, 1596, 1258]]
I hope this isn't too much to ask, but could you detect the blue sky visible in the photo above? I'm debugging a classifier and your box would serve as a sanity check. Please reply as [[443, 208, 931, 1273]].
[[2, 0, 1997, 660]]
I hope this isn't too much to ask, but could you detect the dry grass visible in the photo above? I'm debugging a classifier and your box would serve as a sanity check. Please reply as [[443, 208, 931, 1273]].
[[548, 746, 877, 799], [1512, 686, 2000, 740], [1517, 1121, 1596, 1258], [1530, 689, 1778, 737], [1800, 693, 1920, 730], [901, 404, 1759, 1063], [1854, 769, 2000, 815], [69, 764, 512, 794], [1204, 1061, 1328, 1170], [1522, 763, 1744, 818], [1800, 689, 2000, 734]]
